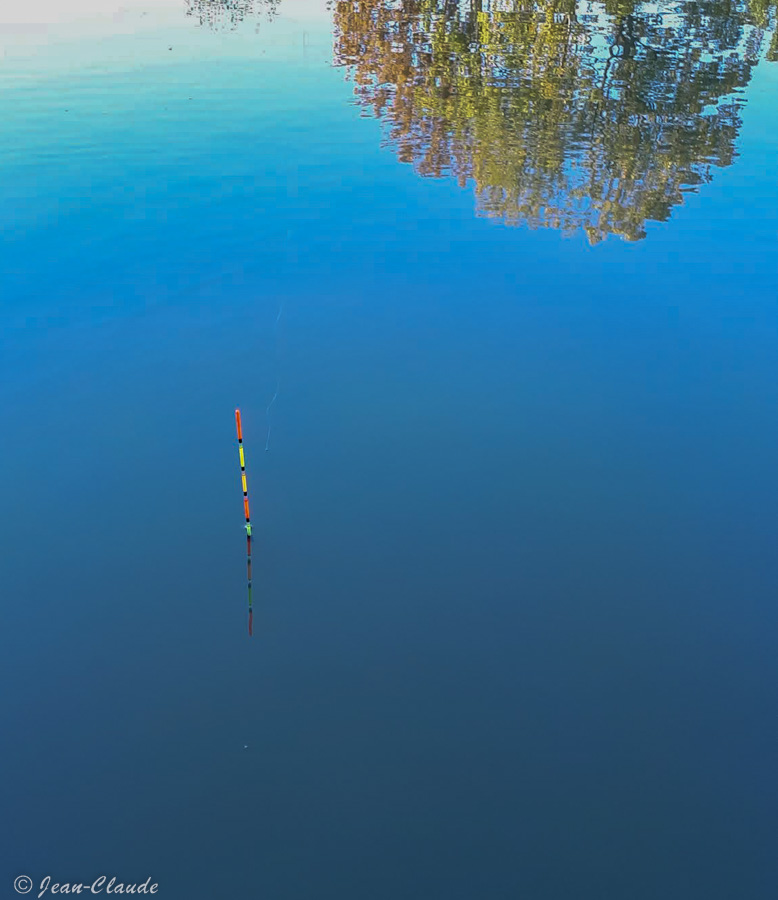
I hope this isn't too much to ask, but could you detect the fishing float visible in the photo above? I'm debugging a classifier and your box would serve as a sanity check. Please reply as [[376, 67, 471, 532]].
[[235, 408, 253, 637]]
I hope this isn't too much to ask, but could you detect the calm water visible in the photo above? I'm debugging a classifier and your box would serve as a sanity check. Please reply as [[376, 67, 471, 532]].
[[2, 1, 778, 897]]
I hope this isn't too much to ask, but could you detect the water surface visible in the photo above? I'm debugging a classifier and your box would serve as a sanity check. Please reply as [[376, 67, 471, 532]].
[[2, 2, 778, 898]]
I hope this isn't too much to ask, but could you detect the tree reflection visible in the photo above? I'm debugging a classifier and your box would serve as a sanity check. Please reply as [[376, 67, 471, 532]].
[[333, 0, 777, 242], [186, 0, 281, 31]]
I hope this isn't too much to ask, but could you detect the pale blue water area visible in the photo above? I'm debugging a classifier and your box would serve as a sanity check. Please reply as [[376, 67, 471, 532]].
[[2, 2, 778, 898]]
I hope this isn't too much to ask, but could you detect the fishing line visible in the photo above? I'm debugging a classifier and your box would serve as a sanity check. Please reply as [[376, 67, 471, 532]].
[[265, 378, 280, 451], [265, 294, 285, 451]]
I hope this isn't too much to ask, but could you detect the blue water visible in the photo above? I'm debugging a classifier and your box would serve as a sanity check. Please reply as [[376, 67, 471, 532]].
[[2, 2, 778, 898]]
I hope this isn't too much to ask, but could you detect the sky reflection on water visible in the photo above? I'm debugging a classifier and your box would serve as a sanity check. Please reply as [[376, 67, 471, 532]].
[[2, 2, 778, 900]]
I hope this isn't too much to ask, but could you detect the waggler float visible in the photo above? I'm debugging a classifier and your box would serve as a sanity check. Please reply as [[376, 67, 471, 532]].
[[235, 408, 253, 636]]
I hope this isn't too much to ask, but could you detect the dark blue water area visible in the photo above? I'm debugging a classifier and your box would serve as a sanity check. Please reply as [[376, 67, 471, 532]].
[[2, 19, 778, 900]]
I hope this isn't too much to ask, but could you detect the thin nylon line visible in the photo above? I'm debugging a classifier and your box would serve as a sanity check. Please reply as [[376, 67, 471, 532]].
[[265, 378, 280, 451], [265, 294, 285, 451]]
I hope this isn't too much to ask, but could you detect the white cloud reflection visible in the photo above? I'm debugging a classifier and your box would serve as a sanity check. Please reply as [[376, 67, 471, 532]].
[[0, 0, 330, 74]]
